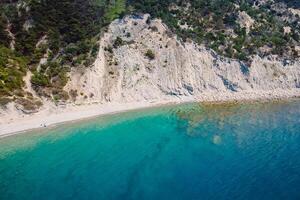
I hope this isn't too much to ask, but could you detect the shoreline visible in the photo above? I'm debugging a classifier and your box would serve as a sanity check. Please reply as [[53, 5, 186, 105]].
[[1, 89, 300, 138]]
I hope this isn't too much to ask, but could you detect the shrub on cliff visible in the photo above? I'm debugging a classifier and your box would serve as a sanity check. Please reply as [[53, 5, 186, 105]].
[[145, 49, 155, 60]]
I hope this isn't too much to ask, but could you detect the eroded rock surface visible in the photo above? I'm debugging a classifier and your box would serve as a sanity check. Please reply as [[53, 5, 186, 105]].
[[66, 14, 300, 104]]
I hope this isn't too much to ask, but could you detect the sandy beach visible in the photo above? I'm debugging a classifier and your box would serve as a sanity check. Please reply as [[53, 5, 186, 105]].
[[1, 14, 300, 138], [0, 89, 299, 138]]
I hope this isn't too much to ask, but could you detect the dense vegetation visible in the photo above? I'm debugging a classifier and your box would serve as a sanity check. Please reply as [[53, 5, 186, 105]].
[[0, 0, 126, 104], [0, 45, 27, 98], [0, 0, 299, 107], [131, 0, 300, 61], [278, 0, 300, 8]]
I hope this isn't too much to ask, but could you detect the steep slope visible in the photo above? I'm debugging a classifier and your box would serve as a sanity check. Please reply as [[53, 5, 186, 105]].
[[0, 0, 126, 104], [0, 0, 300, 115], [66, 15, 300, 104], [0, 14, 300, 134]]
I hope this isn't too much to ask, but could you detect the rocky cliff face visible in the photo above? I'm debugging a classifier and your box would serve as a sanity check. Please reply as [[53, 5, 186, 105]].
[[65, 15, 300, 104]]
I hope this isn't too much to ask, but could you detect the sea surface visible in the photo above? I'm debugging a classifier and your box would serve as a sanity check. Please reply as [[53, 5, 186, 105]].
[[1, 101, 300, 200]]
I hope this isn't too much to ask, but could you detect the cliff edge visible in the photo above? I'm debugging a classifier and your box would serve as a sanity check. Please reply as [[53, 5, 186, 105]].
[[66, 14, 300, 104]]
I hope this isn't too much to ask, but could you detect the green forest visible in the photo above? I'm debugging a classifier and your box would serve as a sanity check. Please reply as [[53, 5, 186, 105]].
[[0, 0, 127, 104]]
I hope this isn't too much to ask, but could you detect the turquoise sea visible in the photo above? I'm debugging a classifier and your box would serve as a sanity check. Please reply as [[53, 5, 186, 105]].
[[1, 101, 300, 200]]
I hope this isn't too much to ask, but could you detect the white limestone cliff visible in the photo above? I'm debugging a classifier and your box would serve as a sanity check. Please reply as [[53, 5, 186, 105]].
[[66, 14, 300, 104]]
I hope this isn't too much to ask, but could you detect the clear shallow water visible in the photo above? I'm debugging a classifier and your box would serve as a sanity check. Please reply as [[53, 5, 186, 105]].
[[1, 101, 300, 200]]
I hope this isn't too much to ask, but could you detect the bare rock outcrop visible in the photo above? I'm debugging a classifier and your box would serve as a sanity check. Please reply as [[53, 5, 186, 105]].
[[66, 14, 300, 104]]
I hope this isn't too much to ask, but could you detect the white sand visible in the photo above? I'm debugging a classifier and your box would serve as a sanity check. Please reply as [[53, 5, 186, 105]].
[[0, 100, 187, 138], [0, 89, 299, 138]]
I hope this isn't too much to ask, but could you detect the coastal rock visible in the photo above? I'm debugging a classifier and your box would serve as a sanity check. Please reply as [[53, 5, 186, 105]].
[[66, 14, 300, 104]]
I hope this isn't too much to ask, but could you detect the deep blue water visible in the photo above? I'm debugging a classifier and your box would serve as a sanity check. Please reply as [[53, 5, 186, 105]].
[[1, 101, 300, 200]]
